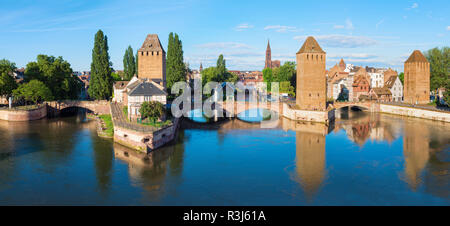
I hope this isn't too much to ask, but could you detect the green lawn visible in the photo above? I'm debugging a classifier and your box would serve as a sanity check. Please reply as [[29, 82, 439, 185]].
[[139, 119, 172, 128], [99, 114, 114, 137]]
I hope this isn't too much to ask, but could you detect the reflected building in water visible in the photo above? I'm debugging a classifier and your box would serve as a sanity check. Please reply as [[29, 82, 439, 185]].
[[283, 119, 333, 201], [113, 132, 185, 202]]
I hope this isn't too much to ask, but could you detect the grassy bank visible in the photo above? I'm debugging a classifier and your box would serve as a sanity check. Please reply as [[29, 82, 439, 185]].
[[98, 114, 114, 137]]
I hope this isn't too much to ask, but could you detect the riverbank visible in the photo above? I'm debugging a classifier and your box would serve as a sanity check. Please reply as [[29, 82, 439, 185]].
[[0, 105, 47, 121]]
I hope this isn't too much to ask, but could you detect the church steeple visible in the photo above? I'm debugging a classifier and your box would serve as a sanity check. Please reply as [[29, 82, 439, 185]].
[[199, 62, 203, 72], [265, 39, 272, 69]]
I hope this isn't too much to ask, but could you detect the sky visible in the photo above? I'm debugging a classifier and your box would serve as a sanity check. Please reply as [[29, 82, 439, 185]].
[[0, 0, 448, 72]]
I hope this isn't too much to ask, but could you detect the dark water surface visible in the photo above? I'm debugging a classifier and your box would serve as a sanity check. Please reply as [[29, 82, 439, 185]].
[[0, 110, 448, 205]]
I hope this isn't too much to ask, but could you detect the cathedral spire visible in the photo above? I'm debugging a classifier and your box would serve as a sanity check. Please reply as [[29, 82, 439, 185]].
[[265, 39, 272, 69]]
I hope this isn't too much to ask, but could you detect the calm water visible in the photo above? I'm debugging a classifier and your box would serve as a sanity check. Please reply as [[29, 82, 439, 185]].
[[0, 109, 449, 205]]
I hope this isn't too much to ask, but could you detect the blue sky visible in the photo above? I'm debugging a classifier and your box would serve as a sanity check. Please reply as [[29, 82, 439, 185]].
[[0, 0, 448, 72]]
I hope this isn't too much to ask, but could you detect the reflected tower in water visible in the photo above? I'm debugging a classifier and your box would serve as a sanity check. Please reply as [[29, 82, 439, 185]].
[[284, 119, 332, 200], [402, 120, 430, 190]]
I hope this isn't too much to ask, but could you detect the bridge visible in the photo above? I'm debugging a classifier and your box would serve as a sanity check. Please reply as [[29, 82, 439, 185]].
[[46, 100, 110, 116], [217, 101, 283, 116], [331, 101, 379, 112]]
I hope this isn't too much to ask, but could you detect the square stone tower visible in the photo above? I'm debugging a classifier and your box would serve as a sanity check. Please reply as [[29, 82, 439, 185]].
[[137, 34, 166, 87], [296, 36, 326, 111], [404, 50, 430, 105]]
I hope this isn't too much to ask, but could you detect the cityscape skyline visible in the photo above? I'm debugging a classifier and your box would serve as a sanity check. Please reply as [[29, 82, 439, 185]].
[[0, 0, 448, 72]]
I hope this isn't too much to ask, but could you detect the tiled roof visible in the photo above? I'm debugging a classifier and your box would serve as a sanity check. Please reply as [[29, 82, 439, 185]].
[[297, 36, 325, 54], [138, 34, 165, 53], [405, 50, 428, 63], [384, 76, 398, 89], [128, 80, 167, 96], [114, 81, 129, 89], [371, 87, 392, 96]]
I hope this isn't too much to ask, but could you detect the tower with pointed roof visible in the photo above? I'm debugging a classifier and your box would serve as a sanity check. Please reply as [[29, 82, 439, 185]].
[[199, 62, 203, 72], [404, 50, 430, 104], [265, 40, 272, 69], [296, 36, 327, 111], [339, 58, 346, 71], [137, 34, 166, 87]]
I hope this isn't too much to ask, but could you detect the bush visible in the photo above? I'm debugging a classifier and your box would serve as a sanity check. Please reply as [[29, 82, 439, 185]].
[[139, 101, 165, 121]]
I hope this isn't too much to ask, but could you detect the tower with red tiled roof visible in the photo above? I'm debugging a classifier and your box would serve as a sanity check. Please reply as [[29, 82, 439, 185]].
[[404, 50, 430, 104], [137, 34, 166, 87], [296, 36, 326, 111]]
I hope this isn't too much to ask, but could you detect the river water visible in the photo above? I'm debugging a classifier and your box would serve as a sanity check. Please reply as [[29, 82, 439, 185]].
[[0, 109, 448, 205]]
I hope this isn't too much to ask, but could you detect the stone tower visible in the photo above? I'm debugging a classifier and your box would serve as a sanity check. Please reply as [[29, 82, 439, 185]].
[[296, 36, 326, 111], [199, 62, 203, 72], [265, 40, 272, 69], [137, 34, 166, 87], [404, 50, 430, 105]]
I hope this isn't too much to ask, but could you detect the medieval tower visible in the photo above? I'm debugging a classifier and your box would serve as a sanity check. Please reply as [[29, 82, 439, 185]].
[[296, 36, 326, 111], [404, 50, 430, 105], [265, 40, 272, 69], [137, 34, 166, 87]]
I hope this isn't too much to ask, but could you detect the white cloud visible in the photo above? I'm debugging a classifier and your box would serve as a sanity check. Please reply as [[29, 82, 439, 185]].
[[264, 25, 302, 32], [333, 19, 354, 30], [447, 26, 450, 31], [195, 42, 253, 49], [235, 23, 253, 31], [407, 3, 418, 10], [328, 53, 377, 59], [293, 35, 378, 48]]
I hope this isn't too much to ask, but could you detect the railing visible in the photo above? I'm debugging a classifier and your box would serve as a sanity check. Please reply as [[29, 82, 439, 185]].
[[381, 102, 450, 112], [110, 102, 173, 133]]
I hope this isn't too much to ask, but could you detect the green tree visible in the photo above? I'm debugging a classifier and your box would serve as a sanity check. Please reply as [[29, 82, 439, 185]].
[[201, 55, 236, 88], [24, 55, 81, 100], [262, 68, 274, 91], [111, 71, 122, 81], [0, 59, 18, 100], [398, 72, 404, 85], [123, 45, 136, 80], [139, 101, 165, 120], [135, 51, 139, 77], [166, 32, 187, 90], [88, 29, 113, 100], [425, 47, 449, 101], [13, 80, 53, 104]]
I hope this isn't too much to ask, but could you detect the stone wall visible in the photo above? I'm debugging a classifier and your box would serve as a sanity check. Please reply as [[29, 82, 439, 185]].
[[282, 103, 334, 123], [113, 117, 180, 153], [0, 105, 47, 121], [379, 104, 450, 123]]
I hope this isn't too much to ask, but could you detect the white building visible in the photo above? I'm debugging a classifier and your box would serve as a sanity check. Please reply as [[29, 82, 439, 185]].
[[127, 79, 167, 120], [384, 75, 403, 102], [368, 72, 384, 88]]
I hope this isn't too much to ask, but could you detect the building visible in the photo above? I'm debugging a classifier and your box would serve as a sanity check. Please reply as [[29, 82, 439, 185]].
[[368, 71, 384, 88], [126, 78, 167, 120], [296, 36, 326, 111], [370, 87, 392, 102], [404, 50, 430, 105], [352, 74, 371, 101], [384, 75, 403, 102], [137, 34, 166, 88], [327, 59, 353, 101], [264, 40, 281, 69], [112, 81, 129, 103], [383, 68, 398, 84]]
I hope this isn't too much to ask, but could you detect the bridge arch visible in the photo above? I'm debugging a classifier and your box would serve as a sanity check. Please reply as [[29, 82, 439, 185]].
[[46, 100, 110, 116]]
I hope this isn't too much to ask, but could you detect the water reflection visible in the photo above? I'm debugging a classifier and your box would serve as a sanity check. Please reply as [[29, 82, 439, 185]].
[[113, 131, 185, 203], [0, 109, 448, 205]]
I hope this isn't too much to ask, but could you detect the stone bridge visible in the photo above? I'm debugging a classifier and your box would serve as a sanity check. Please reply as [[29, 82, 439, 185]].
[[332, 101, 380, 112], [216, 101, 283, 117], [46, 100, 111, 116]]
